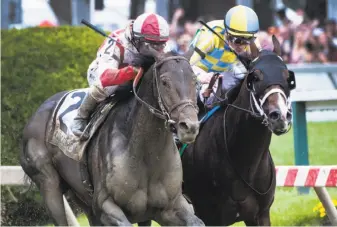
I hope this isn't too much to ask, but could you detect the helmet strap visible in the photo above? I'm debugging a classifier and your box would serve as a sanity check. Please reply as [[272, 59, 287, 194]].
[[129, 22, 141, 52]]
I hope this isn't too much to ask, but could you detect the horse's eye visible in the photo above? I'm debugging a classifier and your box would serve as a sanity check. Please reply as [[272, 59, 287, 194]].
[[254, 70, 264, 80]]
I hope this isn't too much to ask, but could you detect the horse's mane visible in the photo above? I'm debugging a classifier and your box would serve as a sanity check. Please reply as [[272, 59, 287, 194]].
[[130, 51, 181, 73], [130, 53, 155, 73]]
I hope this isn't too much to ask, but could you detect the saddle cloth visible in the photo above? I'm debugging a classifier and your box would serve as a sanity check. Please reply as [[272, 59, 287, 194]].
[[47, 88, 118, 161]]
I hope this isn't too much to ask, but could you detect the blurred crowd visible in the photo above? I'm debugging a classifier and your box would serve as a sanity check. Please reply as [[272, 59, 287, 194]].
[[166, 7, 337, 64], [33, 4, 337, 64]]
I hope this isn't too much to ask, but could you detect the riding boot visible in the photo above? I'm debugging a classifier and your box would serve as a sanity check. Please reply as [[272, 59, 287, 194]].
[[71, 92, 99, 139]]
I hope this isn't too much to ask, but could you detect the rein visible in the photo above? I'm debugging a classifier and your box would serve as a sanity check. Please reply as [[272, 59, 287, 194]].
[[222, 105, 275, 196], [132, 55, 198, 125], [205, 73, 292, 130], [198, 72, 292, 195]]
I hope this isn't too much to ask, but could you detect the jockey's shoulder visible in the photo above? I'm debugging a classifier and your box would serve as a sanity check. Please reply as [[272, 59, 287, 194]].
[[200, 20, 225, 43], [204, 20, 224, 28], [253, 37, 262, 51], [109, 28, 125, 38], [202, 20, 224, 32]]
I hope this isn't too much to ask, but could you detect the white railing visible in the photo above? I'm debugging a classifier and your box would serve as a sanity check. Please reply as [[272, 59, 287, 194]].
[[288, 63, 337, 122], [1, 165, 336, 226], [1, 166, 80, 226]]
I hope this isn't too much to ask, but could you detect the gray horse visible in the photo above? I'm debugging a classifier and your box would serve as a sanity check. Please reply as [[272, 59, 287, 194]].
[[20, 48, 204, 226]]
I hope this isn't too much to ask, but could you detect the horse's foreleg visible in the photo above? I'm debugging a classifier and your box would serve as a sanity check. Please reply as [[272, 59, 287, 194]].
[[67, 191, 103, 226], [243, 209, 271, 226], [155, 194, 205, 226], [138, 220, 152, 226], [257, 209, 271, 226], [94, 196, 132, 226]]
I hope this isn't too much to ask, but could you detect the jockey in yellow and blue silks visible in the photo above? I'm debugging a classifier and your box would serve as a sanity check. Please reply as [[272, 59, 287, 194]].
[[189, 5, 261, 104]]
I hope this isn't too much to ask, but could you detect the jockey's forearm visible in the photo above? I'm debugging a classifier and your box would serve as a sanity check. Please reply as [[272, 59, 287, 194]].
[[191, 65, 213, 84], [190, 52, 202, 66], [100, 66, 137, 87]]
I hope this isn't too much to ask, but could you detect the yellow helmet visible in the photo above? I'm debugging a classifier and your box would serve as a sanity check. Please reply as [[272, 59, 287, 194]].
[[224, 5, 259, 37]]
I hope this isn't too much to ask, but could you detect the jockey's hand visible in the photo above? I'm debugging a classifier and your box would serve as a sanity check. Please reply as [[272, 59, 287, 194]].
[[132, 66, 141, 75], [197, 72, 222, 84], [197, 72, 215, 84]]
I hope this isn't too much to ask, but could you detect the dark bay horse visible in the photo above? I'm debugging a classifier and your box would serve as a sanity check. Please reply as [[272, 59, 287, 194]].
[[180, 36, 296, 226], [20, 48, 205, 226]]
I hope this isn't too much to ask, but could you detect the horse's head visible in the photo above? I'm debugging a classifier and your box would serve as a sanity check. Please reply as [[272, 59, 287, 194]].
[[242, 35, 296, 135], [132, 46, 200, 143]]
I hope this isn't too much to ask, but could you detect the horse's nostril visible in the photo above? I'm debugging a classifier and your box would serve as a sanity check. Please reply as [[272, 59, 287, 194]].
[[269, 110, 281, 121], [179, 122, 189, 131]]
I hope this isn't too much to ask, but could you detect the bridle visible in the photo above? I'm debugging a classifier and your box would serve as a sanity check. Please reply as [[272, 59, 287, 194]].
[[220, 53, 296, 195], [213, 53, 295, 129], [132, 55, 199, 125]]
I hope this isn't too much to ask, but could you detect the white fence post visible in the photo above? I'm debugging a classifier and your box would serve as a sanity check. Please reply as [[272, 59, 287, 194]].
[[314, 187, 337, 226]]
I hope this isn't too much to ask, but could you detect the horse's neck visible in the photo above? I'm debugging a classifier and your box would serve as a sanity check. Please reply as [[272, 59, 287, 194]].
[[225, 91, 272, 175], [131, 99, 170, 141], [118, 75, 172, 157]]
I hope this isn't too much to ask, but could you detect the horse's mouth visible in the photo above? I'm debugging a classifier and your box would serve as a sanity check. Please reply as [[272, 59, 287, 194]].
[[270, 121, 290, 136], [175, 129, 199, 144], [273, 128, 287, 136], [179, 135, 197, 144], [170, 123, 197, 143]]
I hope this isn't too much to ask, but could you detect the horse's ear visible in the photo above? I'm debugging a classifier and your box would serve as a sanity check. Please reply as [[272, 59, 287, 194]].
[[250, 40, 259, 60], [272, 35, 282, 56], [183, 47, 194, 61]]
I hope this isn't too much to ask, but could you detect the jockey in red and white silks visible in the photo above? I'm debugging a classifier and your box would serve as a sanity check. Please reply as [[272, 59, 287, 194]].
[[71, 13, 170, 138]]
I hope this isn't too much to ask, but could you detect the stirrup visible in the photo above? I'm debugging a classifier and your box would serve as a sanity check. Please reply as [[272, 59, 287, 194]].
[[78, 124, 91, 140], [79, 130, 90, 141]]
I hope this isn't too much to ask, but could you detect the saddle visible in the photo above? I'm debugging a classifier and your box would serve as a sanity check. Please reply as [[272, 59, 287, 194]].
[[82, 82, 134, 138], [47, 82, 134, 162]]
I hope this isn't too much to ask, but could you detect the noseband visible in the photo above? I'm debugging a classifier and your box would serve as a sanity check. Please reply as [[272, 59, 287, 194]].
[[247, 86, 292, 126], [133, 55, 198, 125], [226, 54, 294, 127]]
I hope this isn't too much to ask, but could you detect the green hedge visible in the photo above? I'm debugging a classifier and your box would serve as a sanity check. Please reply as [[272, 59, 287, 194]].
[[1, 26, 105, 225], [1, 26, 103, 165]]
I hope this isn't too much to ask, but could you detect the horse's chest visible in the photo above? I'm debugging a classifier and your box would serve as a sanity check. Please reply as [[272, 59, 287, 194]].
[[230, 179, 252, 201], [105, 156, 181, 214]]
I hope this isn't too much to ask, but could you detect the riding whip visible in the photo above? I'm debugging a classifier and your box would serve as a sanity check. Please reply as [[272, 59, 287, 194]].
[[81, 19, 137, 54], [198, 20, 249, 69]]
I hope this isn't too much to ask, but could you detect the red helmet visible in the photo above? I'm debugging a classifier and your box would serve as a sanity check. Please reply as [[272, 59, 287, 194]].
[[132, 13, 169, 42]]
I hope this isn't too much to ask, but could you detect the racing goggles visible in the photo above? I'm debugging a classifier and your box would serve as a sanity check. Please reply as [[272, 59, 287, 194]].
[[144, 41, 166, 52], [227, 34, 256, 45]]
